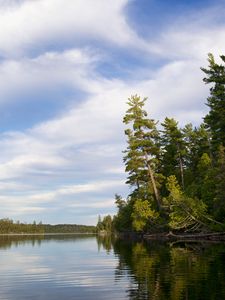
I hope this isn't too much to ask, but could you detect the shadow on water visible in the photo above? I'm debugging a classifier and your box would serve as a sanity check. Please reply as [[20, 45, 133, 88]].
[[97, 235, 225, 300]]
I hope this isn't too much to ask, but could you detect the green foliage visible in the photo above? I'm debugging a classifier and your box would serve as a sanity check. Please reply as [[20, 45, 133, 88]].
[[123, 95, 161, 210], [213, 145, 225, 221], [201, 53, 225, 151], [196, 153, 215, 211], [182, 123, 211, 189], [0, 219, 44, 234], [132, 199, 159, 232], [115, 194, 126, 210], [113, 194, 133, 232], [96, 215, 104, 231], [164, 176, 208, 231], [0, 219, 96, 234], [160, 117, 185, 189], [112, 53, 225, 234], [97, 215, 113, 233], [40, 224, 96, 233], [102, 215, 113, 232]]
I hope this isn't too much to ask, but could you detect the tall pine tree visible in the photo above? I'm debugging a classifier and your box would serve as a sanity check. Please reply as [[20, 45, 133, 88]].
[[160, 117, 185, 189], [123, 95, 162, 210], [201, 53, 225, 152]]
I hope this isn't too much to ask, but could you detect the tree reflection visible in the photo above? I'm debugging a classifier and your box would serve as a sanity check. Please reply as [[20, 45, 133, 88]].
[[98, 237, 225, 300], [96, 234, 114, 253], [0, 234, 95, 249], [0, 235, 44, 249]]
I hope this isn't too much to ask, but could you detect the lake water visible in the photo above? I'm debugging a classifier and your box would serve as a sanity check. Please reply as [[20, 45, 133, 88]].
[[0, 235, 224, 300]]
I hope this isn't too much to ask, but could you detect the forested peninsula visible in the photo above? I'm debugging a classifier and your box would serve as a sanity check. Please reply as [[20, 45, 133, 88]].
[[0, 219, 96, 234], [97, 53, 225, 238]]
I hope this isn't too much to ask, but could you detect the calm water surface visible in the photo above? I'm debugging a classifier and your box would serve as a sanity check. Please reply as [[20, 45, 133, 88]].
[[0, 235, 224, 300]]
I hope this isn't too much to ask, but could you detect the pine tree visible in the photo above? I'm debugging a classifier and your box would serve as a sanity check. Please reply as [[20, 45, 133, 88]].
[[201, 53, 225, 152], [182, 123, 211, 193], [113, 194, 133, 232], [196, 153, 215, 212], [214, 145, 225, 221], [160, 117, 185, 189], [123, 95, 162, 210]]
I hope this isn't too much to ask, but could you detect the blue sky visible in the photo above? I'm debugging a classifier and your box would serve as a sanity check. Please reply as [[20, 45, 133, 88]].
[[0, 0, 225, 225]]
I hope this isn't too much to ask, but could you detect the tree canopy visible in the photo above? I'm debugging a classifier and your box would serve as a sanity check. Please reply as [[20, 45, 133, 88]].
[[110, 53, 225, 234]]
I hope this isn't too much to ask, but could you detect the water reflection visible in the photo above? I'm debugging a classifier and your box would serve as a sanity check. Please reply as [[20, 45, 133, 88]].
[[0, 234, 224, 300], [97, 236, 225, 300], [0, 234, 124, 300], [0, 234, 95, 249]]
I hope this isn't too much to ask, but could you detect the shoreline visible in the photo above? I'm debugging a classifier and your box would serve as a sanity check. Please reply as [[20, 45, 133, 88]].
[[117, 231, 225, 242], [144, 232, 225, 241], [0, 232, 96, 236]]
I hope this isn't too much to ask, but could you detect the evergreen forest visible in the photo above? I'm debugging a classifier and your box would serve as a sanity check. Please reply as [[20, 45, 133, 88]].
[[97, 53, 225, 234], [0, 218, 96, 234]]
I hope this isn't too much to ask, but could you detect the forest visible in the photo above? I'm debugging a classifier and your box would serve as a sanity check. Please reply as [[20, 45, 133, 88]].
[[43, 223, 96, 233], [0, 219, 96, 234], [97, 53, 225, 234]]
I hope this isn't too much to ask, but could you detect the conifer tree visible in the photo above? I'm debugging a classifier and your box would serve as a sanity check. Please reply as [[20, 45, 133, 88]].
[[182, 123, 211, 192], [113, 194, 133, 231], [201, 53, 225, 152], [123, 95, 162, 210], [160, 117, 185, 189], [112, 53, 225, 233], [196, 153, 215, 212], [214, 145, 225, 221]]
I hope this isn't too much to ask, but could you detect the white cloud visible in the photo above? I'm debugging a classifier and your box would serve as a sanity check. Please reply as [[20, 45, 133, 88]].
[[134, 60, 209, 125], [0, 0, 224, 223], [68, 198, 115, 209], [0, 179, 125, 219], [0, 51, 211, 223], [58, 180, 124, 195], [145, 5, 225, 60], [153, 27, 225, 61], [0, 0, 138, 57], [0, 181, 30, 191], [0, 48, 101, 103], [0, 155, 68, 178]]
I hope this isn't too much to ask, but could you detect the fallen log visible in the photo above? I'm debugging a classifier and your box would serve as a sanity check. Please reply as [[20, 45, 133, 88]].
[[143, 231, 225, 241]]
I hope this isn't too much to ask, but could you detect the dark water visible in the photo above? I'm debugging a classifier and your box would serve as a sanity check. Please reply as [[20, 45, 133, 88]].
[[0, 235, 224, 300]]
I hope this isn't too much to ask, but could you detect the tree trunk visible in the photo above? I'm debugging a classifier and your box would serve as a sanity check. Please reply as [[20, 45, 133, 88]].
[[178, 152, 185, 189], [144, 152, 161, 210]]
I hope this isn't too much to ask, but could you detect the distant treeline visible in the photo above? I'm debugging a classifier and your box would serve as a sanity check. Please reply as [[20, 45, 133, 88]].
[[43, 224, 96, 233], [0, 219, 44, 234], [0, 219, 96, 234]]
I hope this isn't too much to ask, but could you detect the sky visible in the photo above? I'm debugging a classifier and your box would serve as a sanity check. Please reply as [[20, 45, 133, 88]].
[[0, 0, 225, 225]]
